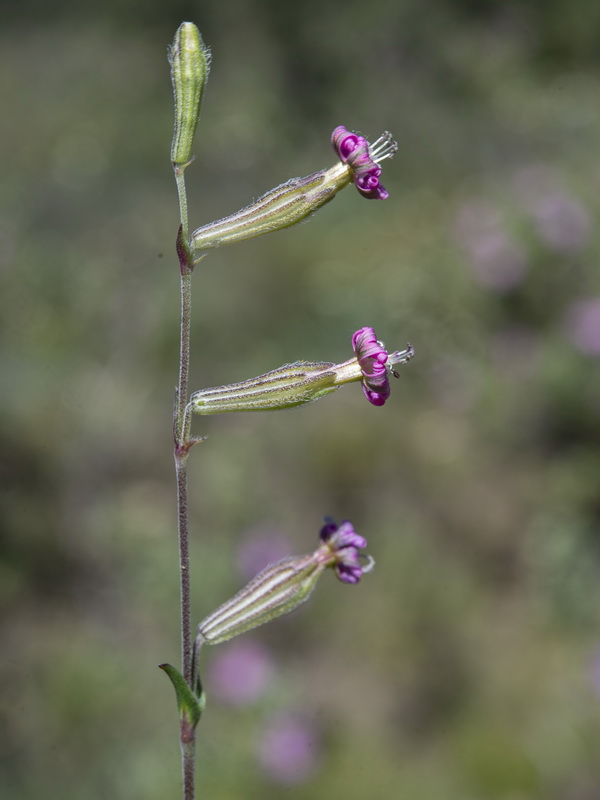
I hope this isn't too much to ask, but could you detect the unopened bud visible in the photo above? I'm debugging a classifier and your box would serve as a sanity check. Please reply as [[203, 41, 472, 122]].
[[169, 22, 210, 168]]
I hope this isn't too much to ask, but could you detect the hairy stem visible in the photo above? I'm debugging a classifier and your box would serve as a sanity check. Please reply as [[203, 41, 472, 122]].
[[175, 452, 192, 684], [176, 165, 190, 242], [182, 737, 196, 800], [174, 165, 197, 800]]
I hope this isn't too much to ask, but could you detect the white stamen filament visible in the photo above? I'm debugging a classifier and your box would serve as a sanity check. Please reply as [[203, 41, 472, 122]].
[[369, 131, 398, 163]]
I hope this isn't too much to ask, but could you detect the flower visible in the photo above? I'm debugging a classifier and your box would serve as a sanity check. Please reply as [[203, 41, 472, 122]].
[[190, 327, 413, 414], [352, 326, 394, 405], [333, 327, 415, 407], [195, 519, 373, 647], [331, 125, 396, 200], [208, 640, 274, 706], [318, 517, 373, 584], [191, 126, 397, 251], [257, 712, 320, 785], [565, 298, 600, 356]]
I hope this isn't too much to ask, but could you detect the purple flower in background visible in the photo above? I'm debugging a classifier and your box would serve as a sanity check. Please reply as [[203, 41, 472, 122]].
[[236, 526, 292, 581], [530, 192, 590, 254], [513, 166, 590, 254], [208, 639, 274, 706], [257, 713, 320, 785], [454, 201, 528, 292], [319, 517, 372, 584], [331, 125, 396, 200], [565, 298, 600, 356]]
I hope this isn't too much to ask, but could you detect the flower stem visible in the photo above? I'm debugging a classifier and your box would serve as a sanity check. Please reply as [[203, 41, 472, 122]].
[[174, 164, 197, 800], [176, 165, 190, 242]]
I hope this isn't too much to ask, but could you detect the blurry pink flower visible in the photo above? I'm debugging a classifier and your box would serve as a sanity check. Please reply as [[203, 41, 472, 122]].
[[565, 298, 600, 356], [530, 192, 590, 254], [513, 166, 591, 253], [454, 201, 527, 291], [257, 713, 320, 785], [236, 526, 292, 580], [208, 639, 274, 706]]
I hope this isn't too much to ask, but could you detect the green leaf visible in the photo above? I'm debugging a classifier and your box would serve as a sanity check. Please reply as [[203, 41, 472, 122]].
[[159, 663, 205, 730]]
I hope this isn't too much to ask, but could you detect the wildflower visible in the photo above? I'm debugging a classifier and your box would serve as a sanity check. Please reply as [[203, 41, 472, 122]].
[[191, 126, 397, 251], [209, 640, 274, 706], [331, 125, 395, 200], [195, 519, 372, 647], [351, 325, 405, 406], [190, 327, 414, 414], [257, 713, 320, 785], [318, 517, 371, 584]]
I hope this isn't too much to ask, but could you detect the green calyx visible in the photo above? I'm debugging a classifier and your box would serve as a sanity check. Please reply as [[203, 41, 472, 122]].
[[169, 22, 211, 168]]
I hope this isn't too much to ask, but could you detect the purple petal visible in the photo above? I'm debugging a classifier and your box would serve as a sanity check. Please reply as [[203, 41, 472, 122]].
[[335, 563, 363, 584], [361, 383, 390, 405], [352, 327, 392, 406], [331, 125, 391, 200], [318, 518, 370, 584], [333, 520, 367, 550], [331, 125, 364, 162], [319, 517, 339, 544]]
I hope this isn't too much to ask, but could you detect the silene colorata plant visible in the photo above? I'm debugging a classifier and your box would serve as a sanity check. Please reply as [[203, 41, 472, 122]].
[[161, 22, 413, 800]]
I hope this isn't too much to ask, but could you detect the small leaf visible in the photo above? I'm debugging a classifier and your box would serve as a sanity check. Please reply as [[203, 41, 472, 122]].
[[159, 663, 205, 730]]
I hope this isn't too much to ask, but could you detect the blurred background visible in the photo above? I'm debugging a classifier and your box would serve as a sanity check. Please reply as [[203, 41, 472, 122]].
[[3, 0, 600, 798]]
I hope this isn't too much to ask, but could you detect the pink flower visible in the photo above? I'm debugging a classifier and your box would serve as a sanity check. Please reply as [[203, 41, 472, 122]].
[[351, 326, 413, 406], [319, 517, 372, 584], [331, 125, 396, 200], [257, 713, 320, 785]]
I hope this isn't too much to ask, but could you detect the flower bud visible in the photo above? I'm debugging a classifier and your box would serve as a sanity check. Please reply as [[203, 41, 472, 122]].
[[169, 22, 211, 168]]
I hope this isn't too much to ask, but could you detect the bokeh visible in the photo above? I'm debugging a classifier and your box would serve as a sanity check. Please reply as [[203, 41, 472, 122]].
[[3, 1, 600, 798]]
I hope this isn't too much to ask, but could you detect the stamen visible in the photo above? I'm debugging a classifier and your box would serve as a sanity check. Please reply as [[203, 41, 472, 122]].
[[369, 131, 398, 163], [387, 343, 415, 368], [359, 554, 376, 573]]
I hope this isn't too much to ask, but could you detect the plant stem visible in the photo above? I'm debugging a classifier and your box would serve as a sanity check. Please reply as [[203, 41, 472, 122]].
[[174, 164, 197, 800], [182, 737, 196, 800], [176, 166, 190, 241], [175, 451, 192, 683]]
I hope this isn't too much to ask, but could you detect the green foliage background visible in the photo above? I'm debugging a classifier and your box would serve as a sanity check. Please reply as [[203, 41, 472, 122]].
[[3, 1, 600, 798]]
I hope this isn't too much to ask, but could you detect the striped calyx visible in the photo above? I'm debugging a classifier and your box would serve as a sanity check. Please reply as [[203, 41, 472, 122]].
[[197, 554, 323, 646], [191, 361, 338, 414], [195, 519, 373, 648], [169, 22, 211, 168]]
